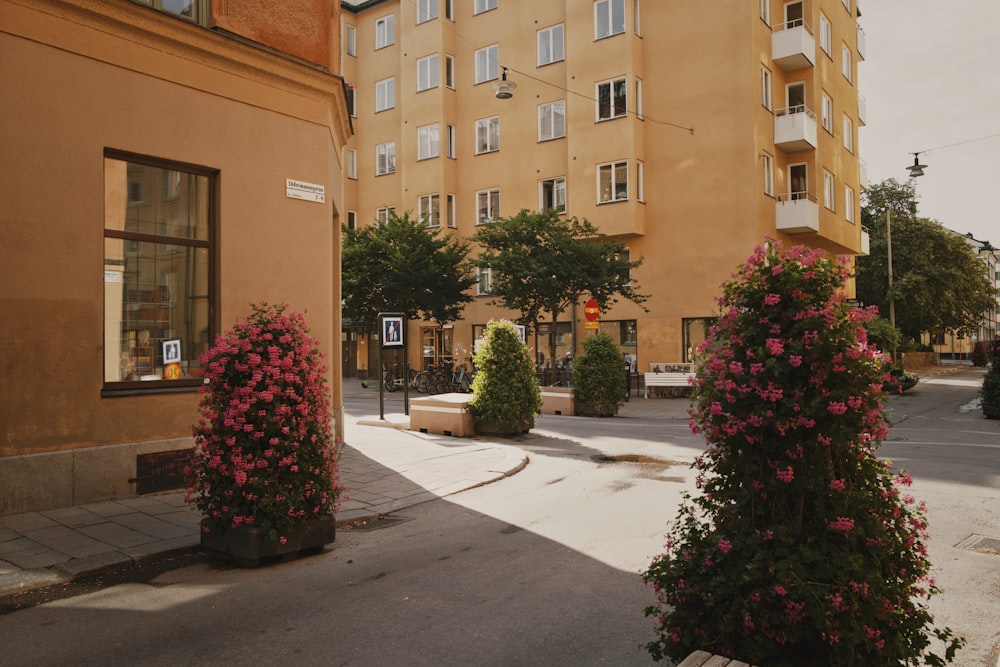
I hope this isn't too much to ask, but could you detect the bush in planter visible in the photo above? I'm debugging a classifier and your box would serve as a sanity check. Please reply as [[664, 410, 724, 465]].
[[642, 241, 963, 666], [468, 320, 541, 434], [970, 341, 988, 367], [572, 331, 627, 416], [186, 302, 343, 546], [980, 337, 1000, 418]]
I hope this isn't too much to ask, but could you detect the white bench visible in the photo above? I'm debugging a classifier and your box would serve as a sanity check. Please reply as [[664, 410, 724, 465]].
[[644, 363, 694, 399]]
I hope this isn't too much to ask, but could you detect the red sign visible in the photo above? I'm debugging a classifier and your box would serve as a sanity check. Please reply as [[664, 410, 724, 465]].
[[584, 298, 599, 321]]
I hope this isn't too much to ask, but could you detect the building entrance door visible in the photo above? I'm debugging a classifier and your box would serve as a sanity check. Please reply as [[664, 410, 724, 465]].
[[421, 326, 453, 370]]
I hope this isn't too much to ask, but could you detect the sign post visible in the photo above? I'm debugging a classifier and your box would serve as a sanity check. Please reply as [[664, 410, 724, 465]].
[[584, 298, 600, 330], [377, 312, 407, 419]]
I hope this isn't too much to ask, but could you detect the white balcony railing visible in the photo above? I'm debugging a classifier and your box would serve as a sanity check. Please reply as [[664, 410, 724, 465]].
[[861, 226, 871, 255], [776, 193, 819, 234], [772, 19, 816, 71], [858, 94, 867, 125], [774, 106, 818, 152], [857, 26, 866, 60], [859, 160, 869, 189]]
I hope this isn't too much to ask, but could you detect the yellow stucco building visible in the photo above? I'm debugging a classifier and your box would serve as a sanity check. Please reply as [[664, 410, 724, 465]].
[[340, 0, 867, 376]]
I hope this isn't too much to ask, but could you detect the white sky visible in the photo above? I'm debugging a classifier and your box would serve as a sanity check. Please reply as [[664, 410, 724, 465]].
[[858, 0, 1000, 244]]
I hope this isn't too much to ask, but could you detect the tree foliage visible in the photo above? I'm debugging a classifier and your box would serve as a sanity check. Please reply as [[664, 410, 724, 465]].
[[471, 209, 648, 363], [858, 179, 996, 339], [467, 320, 541, 432], [341, 212, 477, 328], [643, 241, 963, 666]]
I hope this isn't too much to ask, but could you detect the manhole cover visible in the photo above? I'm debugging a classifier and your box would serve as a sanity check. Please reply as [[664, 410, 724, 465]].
[[345, 515, 412, 532], [955, 534, 1000, 555]]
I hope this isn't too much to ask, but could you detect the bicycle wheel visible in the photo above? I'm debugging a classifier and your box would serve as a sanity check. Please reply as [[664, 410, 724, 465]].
[[384, 371, 398, 392], [416, 372, 431, 393]]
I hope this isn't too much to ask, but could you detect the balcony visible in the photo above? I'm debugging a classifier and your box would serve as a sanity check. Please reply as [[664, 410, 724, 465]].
[[774, 106, 817, 152], [772, 20, 816, 71], [859, 160, 869, 189], [861, 226, 871, 256], [858, 94, 867, 125], [857, 26, 866, 60], [776, 193, 819, 234]]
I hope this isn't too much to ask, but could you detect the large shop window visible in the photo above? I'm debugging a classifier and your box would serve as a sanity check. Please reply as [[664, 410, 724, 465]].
[[103, 153, 215, 393]]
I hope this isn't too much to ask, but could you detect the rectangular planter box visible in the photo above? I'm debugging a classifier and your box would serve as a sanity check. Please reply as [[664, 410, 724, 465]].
[[201, 514, 335, 567], [540, 387, 574, 415], [410, 393, 474, 436]]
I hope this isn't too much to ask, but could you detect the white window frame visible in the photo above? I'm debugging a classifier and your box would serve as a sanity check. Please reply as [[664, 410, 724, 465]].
[[633, 0, 641, 35], [842, 44, 852, 82], [635, 78, 643, 120], [538, 101, 566, 141], [540, 176, 567, 214], [819, 13, 832, 57], [376, 206, 395, 226], [375, 77, 395, 112], [345, 24, 357, 57], [416, 0, 437, 24], [445, 54, 455, 88], [375, 14, 394, 49], [761, 66, 772, 110], [418, 124, 440, 160], [419, 193, 441, 227], [637, 160, 644, 202], [475, 45, 499, 84], [595, 0, 626, 40], [842, 114, 854, 153], [598, 160, 628, 203], [845, 186, 855, 222], [417, 54, 439, 91], [759, 0, 770, 24], [445, 0, 454, 20], [537, 24, 564, 66], [762, 152, 775, 197], [597, 76, 627, 121], [823, 170, 836, 211], [475, 0, 498, 14], [821, 92, 834, 134], [475, 116, 500, 154], [347, 148, 357, 180], [376, 141, 396, 175], [446, 123, 456, 158], [476, 188, 501, 224], [447, 193, 456, 227], [477, 267, 493, 296]]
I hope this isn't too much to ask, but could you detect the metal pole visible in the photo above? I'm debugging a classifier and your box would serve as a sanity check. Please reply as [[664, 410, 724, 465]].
[[886, 209, 895, 330]]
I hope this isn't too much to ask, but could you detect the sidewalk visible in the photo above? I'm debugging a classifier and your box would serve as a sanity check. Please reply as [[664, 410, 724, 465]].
[[0, 383, 527, 598]]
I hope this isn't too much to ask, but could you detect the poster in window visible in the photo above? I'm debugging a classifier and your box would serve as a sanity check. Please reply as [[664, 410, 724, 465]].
[[162, 339, 181, 364]]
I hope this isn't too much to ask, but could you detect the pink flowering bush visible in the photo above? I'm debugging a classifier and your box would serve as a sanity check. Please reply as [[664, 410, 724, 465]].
[[468, 320, 541, 432], [186, 303, 343, 543], [643, 241, 963, 665]]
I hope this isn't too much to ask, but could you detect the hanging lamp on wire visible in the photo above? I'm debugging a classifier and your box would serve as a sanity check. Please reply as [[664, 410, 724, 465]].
[[493, 67, 517, 99], [906, 152, 927, 178]]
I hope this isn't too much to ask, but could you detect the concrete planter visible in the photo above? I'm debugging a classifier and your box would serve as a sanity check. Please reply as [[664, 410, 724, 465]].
[[539, 387, 575, 415]]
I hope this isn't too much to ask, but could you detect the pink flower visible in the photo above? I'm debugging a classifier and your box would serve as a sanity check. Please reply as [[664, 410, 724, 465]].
[[774, 585, 787, 596], [717, 539, 732, 553], [829, 479, 846, 492], [829, 516, 855, 532], [776, 466, 795, 483], [765, 338, 785, 356], [764, 293, 781, 306]]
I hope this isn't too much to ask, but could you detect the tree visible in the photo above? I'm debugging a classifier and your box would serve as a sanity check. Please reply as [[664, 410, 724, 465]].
[[643, 241, 963, 665], [471, 209, 648, 366], [341, 212, 477, 328], [858, 179, 996, 339]]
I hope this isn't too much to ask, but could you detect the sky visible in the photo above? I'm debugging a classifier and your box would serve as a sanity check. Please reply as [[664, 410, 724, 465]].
[[858, 0, 1000, 244]]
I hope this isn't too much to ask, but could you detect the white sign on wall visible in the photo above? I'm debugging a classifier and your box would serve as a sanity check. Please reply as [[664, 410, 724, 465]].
[[285, 178, 325, 203]]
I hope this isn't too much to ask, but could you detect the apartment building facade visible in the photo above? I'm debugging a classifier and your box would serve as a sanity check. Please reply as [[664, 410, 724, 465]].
[[340, 0, 867, 375], [1, 0, 352, 513]]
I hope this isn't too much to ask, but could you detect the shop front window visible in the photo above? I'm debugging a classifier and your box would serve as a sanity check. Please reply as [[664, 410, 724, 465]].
[[103, 153, 214, 392]]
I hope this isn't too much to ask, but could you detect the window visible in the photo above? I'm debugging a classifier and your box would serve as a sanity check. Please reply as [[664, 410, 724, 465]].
[[375, 77, 395, 112], [842, 44, 852, 81], [759, 0, 770, 24], [417, 54, 439, 91], [789, 164, 808, 200], [842, 115, 853, 152], [477, 188, 501, 223], [103, 153, 213, 388], [761, 66, 772, 110], [633, 0, 641, 35], [819, 13, 832, 56], [141, 0, 209, 25], [762, 152, 775, 196], [538, 101, 566, 141], [540, 177, 567, 213], [598, 160, 628, 202], [617, 247, 632, 287], [477, 267, 493, 296], [445, 54, 455, 88], [418, 124, 440, 160], [635, 78, 643, 119], [476, 116, 500, 154], [347, 86, 356, 117], [419, 194, 441, 227], [376, 142, 396, 175], [821, 92, 834, 134], [346, 25, 357, 57], [537, 24, 564, 66], [845, 186, 855, 222], [475, 0, 497, 14], [347, 148, 357, 180], [597, 77, 627, 120], [346, 210, 358, 231], [375, 15, 394, 49], [376, 206, 395, 226], [447, 193, 456, 227], [446, 124, 456, 158], [475, 45, 499, 83], [637, 160, 644, 202], [445, 0, 454, 20], [416, 0, 437, 24], [842, 0, 851, 11], [823, 170, 836, 210], [595, 0, 625, 39]]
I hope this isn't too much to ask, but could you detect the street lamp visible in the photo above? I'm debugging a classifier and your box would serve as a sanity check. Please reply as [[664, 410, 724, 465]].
[[887, 153, 926, 351], [493, 67, 517, 99], [906, 152, 927, 178]]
